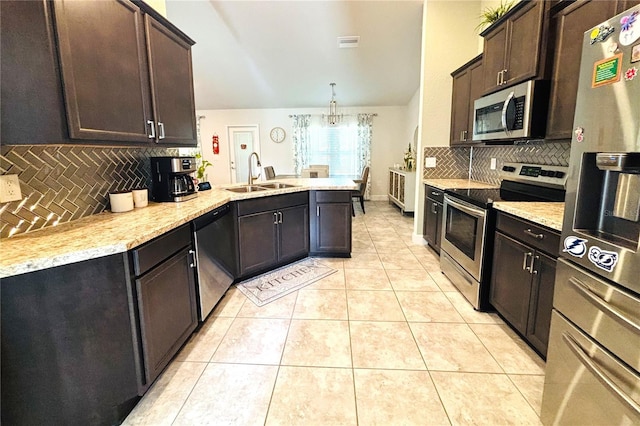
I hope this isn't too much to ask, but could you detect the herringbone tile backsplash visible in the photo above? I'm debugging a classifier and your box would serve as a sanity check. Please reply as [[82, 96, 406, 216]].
[[422, 147, 471, 179], [422, 141, 571, 184], [0, 145, 177, 238]]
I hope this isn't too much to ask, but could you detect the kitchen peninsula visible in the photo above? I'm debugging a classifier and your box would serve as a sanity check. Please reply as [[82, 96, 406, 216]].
[[1, 178, 356, 426]]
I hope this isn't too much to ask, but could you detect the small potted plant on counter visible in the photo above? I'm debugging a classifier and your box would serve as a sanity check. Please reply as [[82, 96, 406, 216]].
[[403, 143, 415, 171], [195, 153, 213, 191]]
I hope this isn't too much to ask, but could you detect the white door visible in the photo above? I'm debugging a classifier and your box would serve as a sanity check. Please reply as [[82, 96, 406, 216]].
[[228, 126, 260, 184]]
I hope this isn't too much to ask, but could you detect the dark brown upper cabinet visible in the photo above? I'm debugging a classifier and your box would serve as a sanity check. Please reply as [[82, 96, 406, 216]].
[[450, 55, 483, 145], [53, 0, 197, 146], [480, 1, 550, 95], [546, 0, 640, 140]]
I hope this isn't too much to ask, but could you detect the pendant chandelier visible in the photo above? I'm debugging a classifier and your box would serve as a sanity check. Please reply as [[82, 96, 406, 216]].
[[323, 83, 343, 126]]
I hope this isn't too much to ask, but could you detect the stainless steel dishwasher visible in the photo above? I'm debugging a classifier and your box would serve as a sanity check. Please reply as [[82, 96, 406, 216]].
[[191, 204, 234, 321]]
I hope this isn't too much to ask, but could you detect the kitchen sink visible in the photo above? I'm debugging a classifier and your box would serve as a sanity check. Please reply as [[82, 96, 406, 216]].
[[258, 182, 298, 189], [224, 185, 268, 193]]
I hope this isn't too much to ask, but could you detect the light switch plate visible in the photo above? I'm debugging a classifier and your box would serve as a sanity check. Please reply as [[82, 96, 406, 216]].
[[490, 158, 497, 170], [0, 174, 22, 203], [425, 157, 437, 168]]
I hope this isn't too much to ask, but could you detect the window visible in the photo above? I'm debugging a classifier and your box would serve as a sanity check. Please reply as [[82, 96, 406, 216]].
[[308, 122, 359, 177]]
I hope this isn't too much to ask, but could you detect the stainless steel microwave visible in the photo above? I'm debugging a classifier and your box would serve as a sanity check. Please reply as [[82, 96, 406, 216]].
[[472, 80, 549, 142]]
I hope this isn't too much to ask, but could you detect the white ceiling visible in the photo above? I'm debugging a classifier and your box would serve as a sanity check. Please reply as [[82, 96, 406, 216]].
[[165, 1, 424, 110]]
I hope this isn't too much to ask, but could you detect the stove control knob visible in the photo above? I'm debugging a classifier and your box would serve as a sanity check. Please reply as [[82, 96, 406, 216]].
[[555, 171, 565, 178], [547, 171, 557, 178], [540, 170, 549, 176]]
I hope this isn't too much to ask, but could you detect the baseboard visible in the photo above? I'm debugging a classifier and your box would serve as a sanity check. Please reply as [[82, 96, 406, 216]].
[[412, 233, 427, 245]]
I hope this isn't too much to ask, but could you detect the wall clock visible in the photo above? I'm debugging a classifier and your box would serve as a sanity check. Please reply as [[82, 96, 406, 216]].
[[270, 127, 286, 143]]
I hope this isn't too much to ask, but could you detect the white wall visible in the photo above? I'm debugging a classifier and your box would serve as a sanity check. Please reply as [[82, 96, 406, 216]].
[[196, 105, 411, 199]]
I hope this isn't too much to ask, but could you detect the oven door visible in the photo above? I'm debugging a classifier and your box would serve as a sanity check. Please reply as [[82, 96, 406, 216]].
[[441, 195, 487, 281]]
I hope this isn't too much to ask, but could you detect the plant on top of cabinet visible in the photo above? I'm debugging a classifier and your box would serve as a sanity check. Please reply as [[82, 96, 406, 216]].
[[476, 0, 516, 32], [480, 0, 550, 95], [53, 0, 197, 146]]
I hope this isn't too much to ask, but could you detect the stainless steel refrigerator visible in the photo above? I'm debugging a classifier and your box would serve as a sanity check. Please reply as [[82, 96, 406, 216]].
[[541, 4, 640, 424]]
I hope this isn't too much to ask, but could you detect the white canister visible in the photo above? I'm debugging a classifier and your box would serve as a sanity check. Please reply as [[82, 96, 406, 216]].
[[109, 191, 134, 213], [132, 188, 148, 208]]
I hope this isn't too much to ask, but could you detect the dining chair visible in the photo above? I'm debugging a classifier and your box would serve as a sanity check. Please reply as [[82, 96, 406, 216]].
[[352, 166, 370, 216], [264, 166, 276, 180]]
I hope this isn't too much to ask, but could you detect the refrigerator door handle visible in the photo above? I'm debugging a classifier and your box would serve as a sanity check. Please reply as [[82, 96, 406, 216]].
[[568, 277, 640, 335], [562, 332, 640, 416]]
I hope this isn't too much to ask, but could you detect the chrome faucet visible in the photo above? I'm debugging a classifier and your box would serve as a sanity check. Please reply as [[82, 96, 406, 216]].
[[248, 152, 262, 185]]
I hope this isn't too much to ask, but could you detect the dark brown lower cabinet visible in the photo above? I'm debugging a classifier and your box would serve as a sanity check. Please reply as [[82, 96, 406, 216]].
[[423, 186, 443, 254], [309, 190, 352, 256], [490, 212, 559, 358], [235, 192, 309, 278], [135, 246, 197, 386], [1, 254, 140, 425], [1, 224, 198, 424]]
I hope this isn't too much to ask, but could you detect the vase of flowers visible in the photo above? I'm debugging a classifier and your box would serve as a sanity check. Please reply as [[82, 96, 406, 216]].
[[403, 144, 415, 171]]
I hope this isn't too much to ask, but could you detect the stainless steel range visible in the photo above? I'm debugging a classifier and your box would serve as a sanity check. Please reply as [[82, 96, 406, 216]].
[[440, 162, 568, 311]]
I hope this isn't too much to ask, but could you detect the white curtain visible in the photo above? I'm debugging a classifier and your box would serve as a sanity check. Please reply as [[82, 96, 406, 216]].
[[357, 114, 374, 199], [291, 114, 311, 175]]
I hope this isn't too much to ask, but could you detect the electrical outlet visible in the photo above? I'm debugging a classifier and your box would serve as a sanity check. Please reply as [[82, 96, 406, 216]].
[[490, 158, 497, 170], [0, 174, 22, 203], [425, 157, 437, 168]]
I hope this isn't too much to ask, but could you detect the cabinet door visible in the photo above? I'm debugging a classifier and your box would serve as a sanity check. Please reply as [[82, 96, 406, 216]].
[[238, 211, 278, 277], [482, 23, 508, 94], [54, 0, 152, 142], [1, 0, 70, 145], [424, 197, 439, 251], [434, 202, 443, 252], [504, 1, 546, 87], [527, 251, 556, 357], [467, 59, 484, 136], [489, 232, 533, 335], [136, 247, 197, 385], [450, 68, 471, 145], [314, 203, 352, 254], [145, 15, 197, 146], [546, 0, 618, 140], [619, 0, 640, 12], [278, 204, 309, 263]]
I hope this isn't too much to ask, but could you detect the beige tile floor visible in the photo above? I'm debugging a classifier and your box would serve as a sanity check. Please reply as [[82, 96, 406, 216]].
[[124, 201, 545, 426]]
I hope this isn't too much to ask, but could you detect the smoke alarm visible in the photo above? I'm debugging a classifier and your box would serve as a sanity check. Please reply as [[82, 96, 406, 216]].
[[337, 36, 360, 48]]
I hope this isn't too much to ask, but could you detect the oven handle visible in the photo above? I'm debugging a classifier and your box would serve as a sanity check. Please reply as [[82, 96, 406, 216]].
[[562, 332, 640, 416], [444, 195, 486, 219], [568, 277, 640, 335]]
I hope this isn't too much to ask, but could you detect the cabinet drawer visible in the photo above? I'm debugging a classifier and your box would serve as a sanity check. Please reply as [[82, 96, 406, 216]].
[[496, 212, 560, 255], [132, 224, 191, 276], [236, 191, 308, 216], [425, 185, 444, 203], [314, 190, 351, 203]]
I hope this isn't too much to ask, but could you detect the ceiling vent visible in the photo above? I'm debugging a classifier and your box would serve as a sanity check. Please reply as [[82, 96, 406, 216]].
[[337, 36, 360, 48]]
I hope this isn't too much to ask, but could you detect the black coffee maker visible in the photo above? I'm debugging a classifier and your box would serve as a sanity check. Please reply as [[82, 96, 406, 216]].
[[150, 157, 197, 202]]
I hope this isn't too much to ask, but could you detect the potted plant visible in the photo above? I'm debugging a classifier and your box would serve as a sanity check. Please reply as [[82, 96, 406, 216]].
[[403, 143, 415, 172], [195, 153, 213, 190], [477, 0, 515, 32]]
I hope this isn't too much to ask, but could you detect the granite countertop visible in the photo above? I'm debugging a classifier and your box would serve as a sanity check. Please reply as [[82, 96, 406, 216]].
[[0, 178, 357, 278], [493, 201, 565, 231], [423, 178, 499, 190]]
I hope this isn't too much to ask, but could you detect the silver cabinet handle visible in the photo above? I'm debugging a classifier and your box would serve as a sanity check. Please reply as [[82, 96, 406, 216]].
[[278, 211, 283, 223], [188, 249, 197, 268], [502, 69, 508, 85], [524, 229, 544, 240], [432, 204, 437, 214], [158, 122, 165, 140], [431, 191, 441, 196], [316, 205, 320, 217], [147, 120, 156, 139], [273, 212, 278, 224], [562, 332, 640, 416], [496, 71, 501, 87], [568, 277, 640, 335], [522, 252, 532, 271], [531, 255, 539, 275], [463, 130, 468, 141]]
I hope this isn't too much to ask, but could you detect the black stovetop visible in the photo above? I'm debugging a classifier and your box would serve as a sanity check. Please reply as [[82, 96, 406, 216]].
[[445, 180, 566, 209]]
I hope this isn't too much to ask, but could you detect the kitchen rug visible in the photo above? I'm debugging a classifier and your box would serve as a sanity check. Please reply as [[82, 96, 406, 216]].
[[236, 258, 337, 306]]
